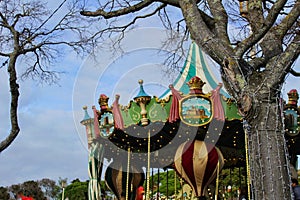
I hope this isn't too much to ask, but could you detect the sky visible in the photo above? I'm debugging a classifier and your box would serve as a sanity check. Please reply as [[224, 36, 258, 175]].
[[0, 1, 299, 188], [0, 27, 188, 187]]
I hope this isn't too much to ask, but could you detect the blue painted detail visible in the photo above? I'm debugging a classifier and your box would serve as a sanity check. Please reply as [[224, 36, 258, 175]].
[[83, 109, 91, 120], [135, 82, 150, 98]]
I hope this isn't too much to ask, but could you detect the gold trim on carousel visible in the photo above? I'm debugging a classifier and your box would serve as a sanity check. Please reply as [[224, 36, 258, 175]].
[[154, 95, 172, 105]]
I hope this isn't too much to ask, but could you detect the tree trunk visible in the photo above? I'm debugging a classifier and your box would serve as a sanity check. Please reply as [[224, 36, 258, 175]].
[[246, 98, 292, 199], [0, 55, 20, 152]]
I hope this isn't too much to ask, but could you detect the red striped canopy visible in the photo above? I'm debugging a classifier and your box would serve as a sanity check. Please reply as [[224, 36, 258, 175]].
[[174, 140, 224, 197]]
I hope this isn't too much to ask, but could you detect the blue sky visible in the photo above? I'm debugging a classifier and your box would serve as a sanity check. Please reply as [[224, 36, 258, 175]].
[[0, 27, 185, 186], [0, 1, 299, 188]]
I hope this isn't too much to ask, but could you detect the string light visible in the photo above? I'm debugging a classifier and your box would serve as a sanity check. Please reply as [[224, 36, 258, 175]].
[[125, 147, 131, 200], [146, 130, 151, 200], [201, 25, 295, 198]]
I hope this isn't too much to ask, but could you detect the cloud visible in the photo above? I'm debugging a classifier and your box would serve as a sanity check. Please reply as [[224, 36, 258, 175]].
[[0, 51, 89, 186], [0, 108, 89, 186]]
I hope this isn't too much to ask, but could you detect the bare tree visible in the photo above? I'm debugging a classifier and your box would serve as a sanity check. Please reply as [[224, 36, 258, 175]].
[[80, 0, 299, 199], [0, 0, 98, 152]]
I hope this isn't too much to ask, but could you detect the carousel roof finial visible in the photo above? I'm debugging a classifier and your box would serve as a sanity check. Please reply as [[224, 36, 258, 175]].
[[82, 106, 91, 121], [80, 106, 95, 148], [134, 80, 151, 126], [134, 79, 150, 99]]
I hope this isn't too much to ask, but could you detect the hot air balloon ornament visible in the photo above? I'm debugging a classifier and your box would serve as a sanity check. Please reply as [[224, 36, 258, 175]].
[[174, 140, 224, 199], [105, 160, 145, 200]]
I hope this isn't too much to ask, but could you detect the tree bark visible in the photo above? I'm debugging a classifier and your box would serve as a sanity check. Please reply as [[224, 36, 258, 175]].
[[0, 55, 20, 152], [246, 96, 291, 199]]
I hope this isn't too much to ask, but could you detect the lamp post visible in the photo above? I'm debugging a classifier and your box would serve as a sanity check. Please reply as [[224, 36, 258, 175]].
[[61, 180, 67, 200]]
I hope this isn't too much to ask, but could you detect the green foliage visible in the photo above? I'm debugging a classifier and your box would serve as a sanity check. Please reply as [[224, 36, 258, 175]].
[[6, 178, 62, 199], [9, 184, 21, 197], [22, 180, 45, 199], [143, 169, 182, 197], [138, 167, 248, 199], [2, 177, 89, 200], [0, 186, 10, 200], [8, 180, 45, 199], [218, 167, 248, 198], [60, 179, 89, 200], [38, 178, 60, 199]]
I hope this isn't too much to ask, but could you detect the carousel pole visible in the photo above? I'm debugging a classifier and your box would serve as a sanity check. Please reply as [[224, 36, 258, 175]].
[[146, 130, 151, 200], [126, 147, 131, 200], [157, 168, 160, 199], [152, 168, 154, 196], [215, 161, 220, 200], [180, 177, 183, 200]]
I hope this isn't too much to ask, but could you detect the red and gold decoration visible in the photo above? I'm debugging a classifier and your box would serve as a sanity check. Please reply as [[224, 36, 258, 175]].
[[174, 140, 224, 198]]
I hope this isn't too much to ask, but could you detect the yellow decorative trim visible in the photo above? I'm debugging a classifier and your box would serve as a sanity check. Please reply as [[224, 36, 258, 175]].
[[154, 95, 172, 105], [125, 147, 131, 200], [215, 161, 220, 200], [145, 130, 151, 200], [244, 128, 251, 200]]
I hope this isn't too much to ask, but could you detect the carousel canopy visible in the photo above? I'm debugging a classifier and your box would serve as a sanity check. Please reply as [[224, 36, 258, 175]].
[[81, 42, 300, 169], [80, 42, 247, 168], [159, 41, 230, 99]]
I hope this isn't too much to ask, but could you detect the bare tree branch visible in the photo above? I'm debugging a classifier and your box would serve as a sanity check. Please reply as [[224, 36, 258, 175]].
[[80, 0, 154, 18], [0, 0, 101, 152], [179, 0, 234, 63], [235, 0, 287, 58], [274, 33, 300, 84], [247, 0, 265, 33], [290, 68, 300, 77], [0, 55, 20, 152], [272, 1, 300, 40], [207, 0, 230, 47]]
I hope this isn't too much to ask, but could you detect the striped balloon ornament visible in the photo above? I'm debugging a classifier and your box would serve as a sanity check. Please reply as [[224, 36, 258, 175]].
[[174, 140, 224, 197], [105, 161, 145, 200]]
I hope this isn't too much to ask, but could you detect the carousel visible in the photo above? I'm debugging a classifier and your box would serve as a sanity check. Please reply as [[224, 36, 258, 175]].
[[81, 42, 300, 200]]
